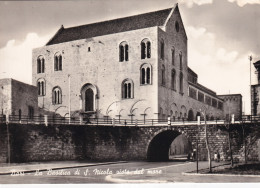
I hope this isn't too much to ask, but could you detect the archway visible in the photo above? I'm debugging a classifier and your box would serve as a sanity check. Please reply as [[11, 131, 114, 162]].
[[169, 134, 192, 160], [187, 109, 194, 121], [85, 88, 94, 111], [81, 83, 98, 112], [147, 130, 181, 161]]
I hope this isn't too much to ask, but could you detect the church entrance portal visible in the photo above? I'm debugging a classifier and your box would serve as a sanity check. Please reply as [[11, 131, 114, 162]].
[[85, 88, 94, 111], [81, 83, 97, 112]]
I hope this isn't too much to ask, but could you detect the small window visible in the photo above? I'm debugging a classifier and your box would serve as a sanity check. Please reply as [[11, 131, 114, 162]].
[[119, 42, 129, 62], [175, 21, 179, 32], [161, 64, 166, 86], [140, 63, 152, 85], [172, 48, 175, 65], [179, 52, 183, 70], [37, 56, 45, 74], [179, 72, 183, 94], [52, 87, 62, 104], [37, 78, 45, 96], [122, 79, 134, 99], [54, 52, 62, 71], [160, 40, 164, 60], [88, 47, 91, 52], [141, 39, 151, 59], [171, 69, 176, 90]]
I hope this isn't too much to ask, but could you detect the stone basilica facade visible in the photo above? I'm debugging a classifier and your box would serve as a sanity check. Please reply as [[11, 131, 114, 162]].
[[32, 4, 239, 121]]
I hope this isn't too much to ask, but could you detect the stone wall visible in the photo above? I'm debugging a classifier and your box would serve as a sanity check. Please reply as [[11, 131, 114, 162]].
[[0, 78, 38, 117], [0, 123, 259, 163]]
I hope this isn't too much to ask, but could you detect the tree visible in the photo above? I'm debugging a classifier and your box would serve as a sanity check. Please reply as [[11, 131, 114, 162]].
[[201, 108, 212, 173]]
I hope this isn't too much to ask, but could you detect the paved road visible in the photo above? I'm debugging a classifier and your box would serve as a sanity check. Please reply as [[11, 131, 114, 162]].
[[0, 161, 188, 184], [0, 161, 259, 183]]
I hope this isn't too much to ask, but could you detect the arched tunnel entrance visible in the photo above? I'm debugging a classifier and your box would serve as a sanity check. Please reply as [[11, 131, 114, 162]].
[[147, 130, 192, 161]]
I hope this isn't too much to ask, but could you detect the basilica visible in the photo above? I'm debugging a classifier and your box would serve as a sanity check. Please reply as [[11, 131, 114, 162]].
[[32, 4, 241, 121]]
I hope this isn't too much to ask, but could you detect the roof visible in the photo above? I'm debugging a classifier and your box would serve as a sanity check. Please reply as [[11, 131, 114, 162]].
[[46, 7, 174, 45], [188, 67, 198, 77]]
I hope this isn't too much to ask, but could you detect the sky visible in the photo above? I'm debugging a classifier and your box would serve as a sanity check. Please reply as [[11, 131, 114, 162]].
[[0, 0, 259, 114]]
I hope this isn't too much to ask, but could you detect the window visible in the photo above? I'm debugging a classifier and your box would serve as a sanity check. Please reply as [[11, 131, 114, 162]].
[[122, 79, 134, 99], [160, 40, 164, 60], [161, 64, 166, 86], [198, 92, 204, 102], [37, 56, 45, 73], [179, 51, 182, 70], [171, 69, 176, 90], [37, 78, 45, 96], [52, 87, 62, 104], [140, 64, 152, 85], [189, 87, 197, 99], [179, 72, 183, 94], [141, 39, 151, 59], [172, 48, 175, 65], [205, 96, 212, 105], [28, 106, 34, 119], [119, 41, 129, 62], [175, 21, 180, 32], [212, 99, 217, 108], [54, 52, 62, 71]]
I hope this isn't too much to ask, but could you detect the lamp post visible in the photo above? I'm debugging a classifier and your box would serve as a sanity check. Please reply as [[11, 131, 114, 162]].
[[68, 74, 71, 124], [249, 55, 252, 115]]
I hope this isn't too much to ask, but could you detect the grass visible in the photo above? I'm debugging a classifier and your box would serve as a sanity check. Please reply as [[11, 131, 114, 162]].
[[211, 163, 260, 175]]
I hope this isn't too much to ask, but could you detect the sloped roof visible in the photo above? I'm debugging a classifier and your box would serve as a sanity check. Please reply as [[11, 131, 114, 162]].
[[46, 8, 173, 45]]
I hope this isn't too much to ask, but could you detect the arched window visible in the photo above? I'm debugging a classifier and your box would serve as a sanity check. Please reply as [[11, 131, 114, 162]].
[[172, 47, 175, 65], [54, 52, 62, 71], [52, 87, 62, 104], [37, 78, 45, 96], [119, 41, 129, 62], [171, 69, 176, 90], [122, 79, 134, 99], [160, 40, 164, 60], [140, 63, 152, 85], [37, 56, 45, 73], [141, 39, 151, 59], [179, 72, 183, 94], [161, 64, 165, 86], [179, 51, 182, 70]]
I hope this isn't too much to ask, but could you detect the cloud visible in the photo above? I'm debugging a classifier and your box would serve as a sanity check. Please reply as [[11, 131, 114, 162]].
[[0, 33, 52, 84], [186, 26, 256, 114], [178, 0, 213, 8], [227, 0, 260, 7]]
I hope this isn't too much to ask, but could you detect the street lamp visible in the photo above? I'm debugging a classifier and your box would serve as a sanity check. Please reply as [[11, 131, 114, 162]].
[[68, 74, 71, 124], [249, 55, 252, 115]]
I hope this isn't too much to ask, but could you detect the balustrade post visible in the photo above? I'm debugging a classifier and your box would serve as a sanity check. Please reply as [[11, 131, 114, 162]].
[[44, 115, 48, 126]]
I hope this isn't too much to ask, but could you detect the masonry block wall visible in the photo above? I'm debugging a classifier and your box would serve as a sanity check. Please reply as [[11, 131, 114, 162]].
[[0, 78, 38, 117], [0, 123, 259, 163]]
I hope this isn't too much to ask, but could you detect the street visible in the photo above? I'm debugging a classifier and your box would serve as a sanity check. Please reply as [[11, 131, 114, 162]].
[[0, 160, 260, 183]]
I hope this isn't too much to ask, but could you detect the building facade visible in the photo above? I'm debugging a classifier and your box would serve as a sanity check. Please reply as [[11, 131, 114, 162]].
[[218, 94, 242, 120], [251, 60, 260, 116], [32, 5, 231, 121], [0, 78, 38, 118]]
